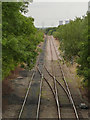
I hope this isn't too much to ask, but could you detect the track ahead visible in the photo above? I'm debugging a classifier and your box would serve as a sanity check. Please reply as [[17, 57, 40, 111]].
[[18, 35, 81, 120]]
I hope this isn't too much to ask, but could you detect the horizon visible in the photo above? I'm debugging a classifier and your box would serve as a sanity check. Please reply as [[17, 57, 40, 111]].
[[24, 2, 88, 28]]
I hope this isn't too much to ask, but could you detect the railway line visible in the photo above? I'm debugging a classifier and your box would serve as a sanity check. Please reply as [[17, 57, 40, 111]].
[[43, 36, 80, 119], [48, 36, 61, 119], [18, 35, 81, 119]]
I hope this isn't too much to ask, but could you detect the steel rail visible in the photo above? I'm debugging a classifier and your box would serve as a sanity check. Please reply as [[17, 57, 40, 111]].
[[44, 65, 71, 101], [51, 36, 79, 120], [18, 70, 36, 120], [49, 37, 61, 120], [35, 36, 56, 119], [37, 66, 55, 96], [36, 72, 43, 120], [37, 66, 62, 119]]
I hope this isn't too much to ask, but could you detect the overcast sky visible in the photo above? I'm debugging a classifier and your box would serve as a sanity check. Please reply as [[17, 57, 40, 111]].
[[25, 2, 88, 28]]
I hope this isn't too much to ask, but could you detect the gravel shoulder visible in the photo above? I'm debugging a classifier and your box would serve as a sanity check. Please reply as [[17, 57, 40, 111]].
[[2, 68, 34, 118]]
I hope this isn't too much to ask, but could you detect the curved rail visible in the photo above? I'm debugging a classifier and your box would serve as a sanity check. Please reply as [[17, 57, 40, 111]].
[[51, 36, 79, 120], [37, 66, 62, 119], [37, 66, 55, 96], [17, 35, 79, 120], [44, 65, 71, 101]]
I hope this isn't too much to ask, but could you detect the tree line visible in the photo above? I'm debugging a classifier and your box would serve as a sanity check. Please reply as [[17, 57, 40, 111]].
[[2, 2, 44, 79], [46, 14, 89, 86]]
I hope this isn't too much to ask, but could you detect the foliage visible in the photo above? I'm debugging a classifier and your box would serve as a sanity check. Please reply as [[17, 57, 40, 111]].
[[45, 27, 57, 35], [2, 2, 43, 79], [76, 15, 89, 84], [52, 15, 89, 85]]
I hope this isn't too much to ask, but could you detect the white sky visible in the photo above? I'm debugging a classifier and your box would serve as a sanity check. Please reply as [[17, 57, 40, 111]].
[[25, 2, 88, 28], [33, 0, 89, 2]]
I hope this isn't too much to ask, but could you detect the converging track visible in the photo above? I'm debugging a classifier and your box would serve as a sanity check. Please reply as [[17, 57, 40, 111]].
[[18, 35, 80, 119]]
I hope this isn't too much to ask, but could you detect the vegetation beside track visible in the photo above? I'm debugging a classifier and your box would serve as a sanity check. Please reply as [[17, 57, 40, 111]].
[[2, 2, 44, 79], [45, 13, 89, 86]]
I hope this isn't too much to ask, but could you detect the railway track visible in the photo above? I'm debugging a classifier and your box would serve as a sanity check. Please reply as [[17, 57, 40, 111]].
[[18, 36, 60, 119], [51, 36, 79, 119], [17, 37, 47, 119], [18, 35, 80, 119], [36, 36, 61, 119], [49, 36, 61, 119], [43, 36, 80, 119], [37, 66, 60, 119]]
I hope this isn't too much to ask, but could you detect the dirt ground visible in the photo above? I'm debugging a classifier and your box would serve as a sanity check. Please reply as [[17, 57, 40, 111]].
[[2, 66, 24, 109], [2, 66, 33, 118]]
